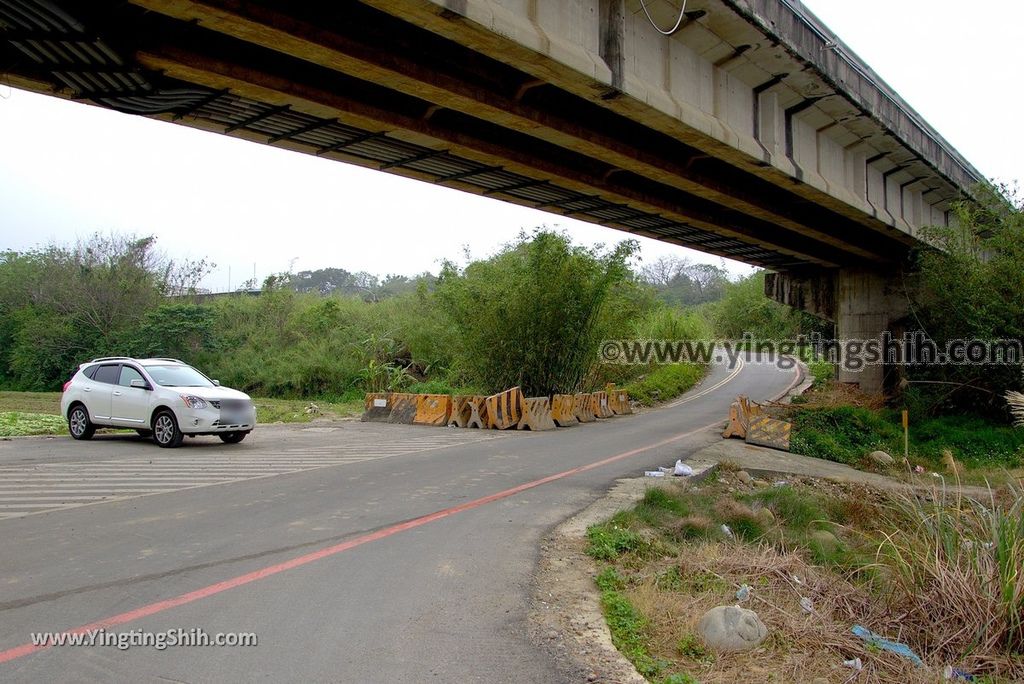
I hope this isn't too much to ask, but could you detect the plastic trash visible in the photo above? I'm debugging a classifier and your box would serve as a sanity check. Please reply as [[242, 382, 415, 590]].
[[658, 466, 673, 473], [791, 575, 803, 585], [943, 665, 974, 681], [674, 460, 694, 476], [851, 625, 923, 667], [799, 597, 814, 613], [720, 524, 733, 538], [644, 471, 666, 478], [773, 480, 788, 487], [735, 584, 751, 601], [843, 657, 863, 671]]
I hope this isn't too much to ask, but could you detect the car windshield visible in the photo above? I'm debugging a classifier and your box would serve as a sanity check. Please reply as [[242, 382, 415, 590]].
[[143, 364, 214, 388]]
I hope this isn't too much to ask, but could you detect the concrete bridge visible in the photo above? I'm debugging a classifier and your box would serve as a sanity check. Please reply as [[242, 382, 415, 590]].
[[0, 0, 984, 392]]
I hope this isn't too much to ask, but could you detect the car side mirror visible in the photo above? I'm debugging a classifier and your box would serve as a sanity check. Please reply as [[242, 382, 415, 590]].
[[212, 379, 221, 386], [130, 379, 150, 390]]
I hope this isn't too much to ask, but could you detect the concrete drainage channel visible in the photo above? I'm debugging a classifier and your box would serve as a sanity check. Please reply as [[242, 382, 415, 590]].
[[530, 461, 720, 683]]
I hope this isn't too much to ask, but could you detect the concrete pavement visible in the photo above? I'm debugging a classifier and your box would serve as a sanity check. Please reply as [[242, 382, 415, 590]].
[[0, 358, 795, 683]]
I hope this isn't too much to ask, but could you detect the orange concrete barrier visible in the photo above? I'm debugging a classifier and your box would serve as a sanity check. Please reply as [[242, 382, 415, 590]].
[[589, 391, 614, 419], [573, 393, 597, 423], [746, 415, 792, 451], [722, 395, 764, 439], [605, 384, 633, 415], [486, 387, 523, 430], [386, 392, 418, 424], [414, 394, 452, 426], [467, 395, 488, 429], [518, 397, 556, 431], [550, 394, 578, 427], [362, 392, 393, 422], [448, 395, 473, 427]]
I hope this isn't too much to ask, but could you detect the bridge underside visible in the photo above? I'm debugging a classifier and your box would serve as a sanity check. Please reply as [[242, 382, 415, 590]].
[[0, 0, 934, 271]]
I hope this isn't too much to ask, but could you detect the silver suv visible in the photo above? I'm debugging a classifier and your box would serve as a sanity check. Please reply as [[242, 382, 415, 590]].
[[60, 357, 257, 448]]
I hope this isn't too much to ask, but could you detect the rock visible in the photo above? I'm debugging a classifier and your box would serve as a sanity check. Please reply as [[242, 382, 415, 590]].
[[810, 530, 839, 550], [735, 470, 753, 484], [753, 479, 770, 489], [755, 507, 775, 524], [868, 450, 895, 466], [697, 605, 768, 652]]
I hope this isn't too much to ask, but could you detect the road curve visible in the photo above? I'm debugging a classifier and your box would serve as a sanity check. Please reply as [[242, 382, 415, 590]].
[[0, 357, 795, 683]]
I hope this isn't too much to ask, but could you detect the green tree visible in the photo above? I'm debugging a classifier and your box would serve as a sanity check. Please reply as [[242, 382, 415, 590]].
[[909, 184, 1024, 412], [436, 229, 638, 396]]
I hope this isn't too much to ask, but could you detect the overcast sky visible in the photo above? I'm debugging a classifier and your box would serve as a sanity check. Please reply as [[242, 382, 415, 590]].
[[0, 1, 1020, 292]]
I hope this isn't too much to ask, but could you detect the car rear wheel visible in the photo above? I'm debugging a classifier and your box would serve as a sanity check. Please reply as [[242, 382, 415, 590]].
[[68, 405, 95, 441], [152, 410, 184, 448], [218, 431, 248, 444]]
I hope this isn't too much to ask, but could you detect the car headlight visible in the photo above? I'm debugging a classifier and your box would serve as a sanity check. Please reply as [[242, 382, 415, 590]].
[[180, 395, 208, 410]]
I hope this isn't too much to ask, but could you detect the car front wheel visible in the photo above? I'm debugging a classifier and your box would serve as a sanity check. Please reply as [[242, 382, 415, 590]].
[[218, 431, 249, 444], [68, 405, 95, 441], [152, 410, 184, 448]]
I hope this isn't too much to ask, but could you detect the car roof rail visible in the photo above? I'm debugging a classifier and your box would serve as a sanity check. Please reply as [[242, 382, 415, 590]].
[[150, 357, 185, 364], [90, 356, 134, 363]]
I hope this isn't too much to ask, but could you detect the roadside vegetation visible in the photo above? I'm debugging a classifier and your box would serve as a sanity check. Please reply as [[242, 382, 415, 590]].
[[587, 472, 1024, 683]]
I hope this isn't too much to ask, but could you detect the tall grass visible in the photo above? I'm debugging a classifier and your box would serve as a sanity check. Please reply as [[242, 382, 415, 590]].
[[874, 481, 1024, 674]]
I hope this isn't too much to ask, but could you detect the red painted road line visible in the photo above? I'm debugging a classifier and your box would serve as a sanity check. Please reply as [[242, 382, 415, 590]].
[[0, 420, 723, 666]]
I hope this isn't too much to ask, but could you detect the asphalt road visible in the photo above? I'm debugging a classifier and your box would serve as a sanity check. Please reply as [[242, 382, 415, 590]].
[[0, 358, 796, 683]]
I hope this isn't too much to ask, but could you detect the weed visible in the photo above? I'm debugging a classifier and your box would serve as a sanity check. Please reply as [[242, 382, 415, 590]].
[[586, 521, 650, 561], [0, 412, 66, 436], [623, 363, 706, 406], [655, 566, 683, 591], [676, 633, 715, 666], [600, 589, 668, 678], [595, 566, 626, 592], [745, 487, 828, 532], [641, 487, 690, 516]]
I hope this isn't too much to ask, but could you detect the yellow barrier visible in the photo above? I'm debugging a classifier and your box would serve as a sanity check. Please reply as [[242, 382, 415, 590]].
[[467, 395, 488, 429], [550, 394, 578, 427], [722, 395, 764, 439], [362, 392, 392, 422], [448, 395, 472, 427], [387, 392, 418, 424], [486, 387, 523, 430], [414, 394, 452, 426], [746, 415, 792, 451], [605, 384, 633, 415], [589, 391, 614, 419], [518, 397, 556, 431], [573, 393, 597, 423]]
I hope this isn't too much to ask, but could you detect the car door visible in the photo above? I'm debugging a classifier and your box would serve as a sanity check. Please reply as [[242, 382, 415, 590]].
[[87, 364, 119, 420], [110, 365, 151, 426]]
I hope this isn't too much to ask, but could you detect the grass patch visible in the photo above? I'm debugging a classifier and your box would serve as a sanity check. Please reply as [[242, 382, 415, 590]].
[[623, 363, 706, 406], [252, 397, 362, 423], [589, 473, 1024, 682], [600, 587, 667, 679], [0, 412, 67, 436], [790, 405, 1024, 470], [586, 513, 652, 561], [0, 391, 61, 415], [0, 392, 363, 428]]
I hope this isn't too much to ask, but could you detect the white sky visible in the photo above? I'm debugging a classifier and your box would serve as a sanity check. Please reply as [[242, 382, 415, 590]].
[[0, 0, 1020, 292]]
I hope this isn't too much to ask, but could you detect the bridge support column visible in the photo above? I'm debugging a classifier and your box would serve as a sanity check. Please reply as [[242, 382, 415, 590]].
[[766, 268, 908, 395]]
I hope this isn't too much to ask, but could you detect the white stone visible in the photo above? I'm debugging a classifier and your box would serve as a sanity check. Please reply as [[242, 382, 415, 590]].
[[697, 605, 768, 652], [868, 450, 895, 466]]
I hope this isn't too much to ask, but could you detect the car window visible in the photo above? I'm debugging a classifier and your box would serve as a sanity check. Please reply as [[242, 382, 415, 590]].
[[83, 365, 99, 380], [142, 364, 214, 388], [118, 366, 146, 387], [93, 364, 120, 385]]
